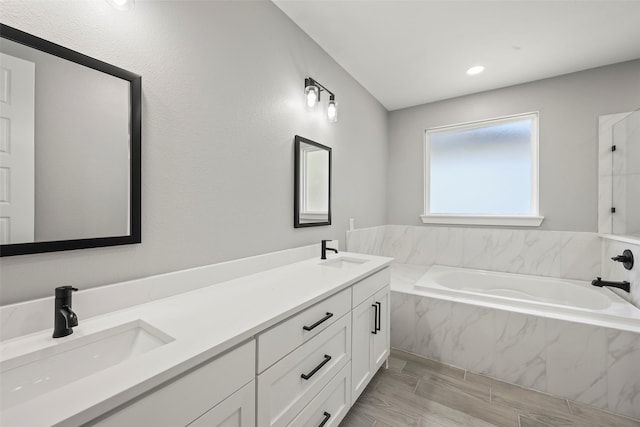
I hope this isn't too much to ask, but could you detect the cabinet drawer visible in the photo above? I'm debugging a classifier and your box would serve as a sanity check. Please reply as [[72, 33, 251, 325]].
[[257, 314, 351, 427], [352, 268, 390, 308], [257, 288, 350, 373], [93, 340, 255, 427], [288, 362, 351, 427]]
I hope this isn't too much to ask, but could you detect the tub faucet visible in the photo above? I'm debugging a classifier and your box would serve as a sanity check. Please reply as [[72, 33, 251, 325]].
[[591, 277, 630, 293], [611, 249, 634, 270], [53, 286, 79, 338], [321, 240, 338, 260]]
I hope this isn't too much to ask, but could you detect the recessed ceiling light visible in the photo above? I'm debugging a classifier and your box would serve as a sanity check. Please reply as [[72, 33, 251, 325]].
[[466, 65, 485, 76]]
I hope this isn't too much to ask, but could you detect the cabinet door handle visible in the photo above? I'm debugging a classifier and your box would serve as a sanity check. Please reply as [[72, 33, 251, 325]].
[[303, 312, 334, 331], [318, 411, 331, 427], [376, 301, 382, 332], [301, 354, 332, 380], [371, 304, 378, 334]]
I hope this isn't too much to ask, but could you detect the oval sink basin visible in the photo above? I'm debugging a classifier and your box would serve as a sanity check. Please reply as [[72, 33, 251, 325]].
[[1, 320, 174, 410], [320, 256, 368, 269]]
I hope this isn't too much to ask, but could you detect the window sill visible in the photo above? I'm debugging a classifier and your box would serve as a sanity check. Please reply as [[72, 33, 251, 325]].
[[420, 214, 544, 227]]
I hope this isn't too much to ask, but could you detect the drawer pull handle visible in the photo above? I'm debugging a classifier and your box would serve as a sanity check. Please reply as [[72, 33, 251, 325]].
[[371, 304, 378, 334], [318, 411, 331, 427], [376, 301, 382, 332], [303, 312, 334, 331], [301, 354, 332, 380]]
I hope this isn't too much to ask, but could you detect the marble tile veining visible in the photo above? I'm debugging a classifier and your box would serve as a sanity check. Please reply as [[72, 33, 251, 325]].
[[415, 297, 452, 361], [349, 225, 601, 282], [391, 292, 417, 350], [545, 319, 608, 409], [493, 311, 547, 390], [446, 303, 494, 375], [606, 329, 640, 419]]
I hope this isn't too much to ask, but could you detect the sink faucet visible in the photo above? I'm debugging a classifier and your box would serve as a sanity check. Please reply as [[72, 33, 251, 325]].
[[53, 286, 79, 338], [321, 240, 338, 260], [591, 277, 630, 293]]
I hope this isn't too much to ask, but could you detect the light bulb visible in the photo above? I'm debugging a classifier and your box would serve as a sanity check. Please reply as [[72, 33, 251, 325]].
[[305, 85, 319, 109], [327, 99, 338, 122]]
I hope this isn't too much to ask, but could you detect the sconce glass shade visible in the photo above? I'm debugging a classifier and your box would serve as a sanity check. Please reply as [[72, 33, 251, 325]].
[[327, 98, 338, 122], [304, 83, 319, 109]]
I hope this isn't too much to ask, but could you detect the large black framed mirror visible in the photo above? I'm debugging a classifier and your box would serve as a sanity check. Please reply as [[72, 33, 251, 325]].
[[0, 24, 141, 256], [294, 135, 331, 228]]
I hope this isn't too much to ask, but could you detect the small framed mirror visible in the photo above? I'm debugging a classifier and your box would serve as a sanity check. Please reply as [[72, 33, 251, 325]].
[[294, 135, 331, 228], [0, 24, 141, 256]]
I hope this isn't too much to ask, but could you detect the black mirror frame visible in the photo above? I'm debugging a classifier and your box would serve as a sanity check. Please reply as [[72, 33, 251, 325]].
[[0, 24, 141, 257], [294, 135, 331, 228]]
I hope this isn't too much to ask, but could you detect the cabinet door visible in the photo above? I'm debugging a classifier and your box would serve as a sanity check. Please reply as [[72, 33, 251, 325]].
[[188, 380, 255, 427], [371, 286, 390, 370], [92, 341, 255, 427], [351, 296, 375, 402]]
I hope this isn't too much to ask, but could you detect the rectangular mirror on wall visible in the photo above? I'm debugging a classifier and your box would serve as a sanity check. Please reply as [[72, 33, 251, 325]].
[[0, 24, 141, 256], [294, 135, 331, 228]]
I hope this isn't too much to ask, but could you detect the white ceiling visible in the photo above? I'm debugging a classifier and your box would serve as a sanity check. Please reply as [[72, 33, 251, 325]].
[[273, 0, 640, 111]]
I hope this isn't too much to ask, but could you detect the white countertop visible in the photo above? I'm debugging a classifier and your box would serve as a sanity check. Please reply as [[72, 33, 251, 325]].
[[0, 251, 392, 427]]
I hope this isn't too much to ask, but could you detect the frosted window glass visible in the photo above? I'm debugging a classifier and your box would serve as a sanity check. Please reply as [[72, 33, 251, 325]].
[[429, 117, 533, 215]]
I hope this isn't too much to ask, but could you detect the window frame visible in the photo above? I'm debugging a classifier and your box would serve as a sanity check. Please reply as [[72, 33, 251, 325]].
[[421, 112, 543, 227]]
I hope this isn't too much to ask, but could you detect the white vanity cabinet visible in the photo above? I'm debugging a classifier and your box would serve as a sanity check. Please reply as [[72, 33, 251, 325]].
[[86, 264, 390, 427], [92, 340, 256, 427], [256, 267, 390, 427], [350, 270, 390, 403]]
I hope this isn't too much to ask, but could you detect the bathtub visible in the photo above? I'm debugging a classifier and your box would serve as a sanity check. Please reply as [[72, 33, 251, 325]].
[[414, 265, 640, 333], [390, 264, 640, 418]]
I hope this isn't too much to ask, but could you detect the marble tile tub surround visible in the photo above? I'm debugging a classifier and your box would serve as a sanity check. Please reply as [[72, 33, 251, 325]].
[[602, 238, 640, 308], [0, 242, 329, 341], [390, 291, 640, 420], [347, 225, 601, 281]]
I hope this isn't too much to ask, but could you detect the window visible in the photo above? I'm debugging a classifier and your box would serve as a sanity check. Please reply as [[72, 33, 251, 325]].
[[422, 112, 543, 226]]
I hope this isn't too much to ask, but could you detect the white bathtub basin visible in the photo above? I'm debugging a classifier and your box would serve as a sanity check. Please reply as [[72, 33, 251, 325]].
[[0, 320, 174, 410], [429, 267, 610, 310], [413, 265, 640, 331]]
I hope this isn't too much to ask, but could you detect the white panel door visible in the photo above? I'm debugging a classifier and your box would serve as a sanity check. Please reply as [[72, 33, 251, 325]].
[[0, 53, 35, 244]]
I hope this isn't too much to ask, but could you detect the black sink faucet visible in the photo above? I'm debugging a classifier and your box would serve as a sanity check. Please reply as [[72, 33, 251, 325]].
[[53, 286, 79, 338], [591, 277, 630, 293], [321, 240, 338, 260]]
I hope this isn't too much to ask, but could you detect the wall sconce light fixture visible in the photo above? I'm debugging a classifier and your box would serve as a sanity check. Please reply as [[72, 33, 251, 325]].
[[304, 77, 338, 123]]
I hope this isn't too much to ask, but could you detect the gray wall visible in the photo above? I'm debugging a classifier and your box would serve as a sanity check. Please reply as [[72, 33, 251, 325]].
[[387, 60, 640, 231], [0, 0, 389, 304]]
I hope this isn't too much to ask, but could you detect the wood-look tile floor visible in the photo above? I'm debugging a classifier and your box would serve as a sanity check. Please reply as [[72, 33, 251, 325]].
[[339, 350, 640, 427]]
